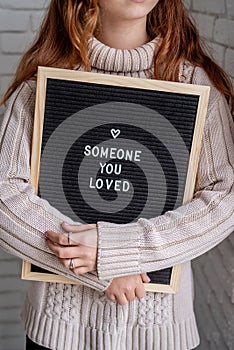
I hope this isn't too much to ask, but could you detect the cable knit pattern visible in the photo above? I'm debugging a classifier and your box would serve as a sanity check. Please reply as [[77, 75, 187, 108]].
[[1, 36, 233, 350], [137, 293, 172, 327]]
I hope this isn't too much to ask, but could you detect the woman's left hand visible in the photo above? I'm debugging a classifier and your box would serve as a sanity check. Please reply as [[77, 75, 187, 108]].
[[46, 222, 98, 275]]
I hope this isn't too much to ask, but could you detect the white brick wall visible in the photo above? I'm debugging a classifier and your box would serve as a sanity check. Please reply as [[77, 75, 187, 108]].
[[0, 0, 49, 115], [0, 1, 233, 350], [0, 2, 49, 349], [190, 0, 234, 81], [189, 1, 234, 349]]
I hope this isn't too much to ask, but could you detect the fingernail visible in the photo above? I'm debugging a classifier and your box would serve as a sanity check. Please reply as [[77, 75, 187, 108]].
[[147, 277, 151, 283], [45, 232, 48, 237], [63, 222, 70, 226]]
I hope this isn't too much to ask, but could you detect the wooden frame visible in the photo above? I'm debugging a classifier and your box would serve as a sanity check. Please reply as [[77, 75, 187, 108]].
[[22, 67, 210, 293]]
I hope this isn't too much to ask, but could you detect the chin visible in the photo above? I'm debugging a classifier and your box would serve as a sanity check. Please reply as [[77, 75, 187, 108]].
[[99, 0, 157, 22], [122, 1, 157, 19]]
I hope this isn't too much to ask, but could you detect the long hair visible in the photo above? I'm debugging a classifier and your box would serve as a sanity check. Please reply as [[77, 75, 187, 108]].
[[1, 0, 234, 114]]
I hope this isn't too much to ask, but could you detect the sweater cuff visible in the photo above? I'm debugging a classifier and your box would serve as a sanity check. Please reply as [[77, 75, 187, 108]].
[[97, 221, 142, 280]]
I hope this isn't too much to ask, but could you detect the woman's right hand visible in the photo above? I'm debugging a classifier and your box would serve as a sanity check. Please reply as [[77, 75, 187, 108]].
[[105, 273, 150, 305]]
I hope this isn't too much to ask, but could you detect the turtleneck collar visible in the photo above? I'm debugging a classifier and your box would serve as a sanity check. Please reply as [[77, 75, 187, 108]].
[[88, 36, 160, 73]]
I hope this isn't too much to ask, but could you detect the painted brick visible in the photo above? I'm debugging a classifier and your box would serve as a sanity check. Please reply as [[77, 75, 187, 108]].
[[0, 292, 25, 308], [0, 277, 27, 292], [193, 260, 212, 303], [194, 273, 219, 332], [0, 250, 16, 260], [0, 75, 13, 100], [0, 55, 20, 75], [205, 250, 233, 301], [193, 0, 226, 15], [0, 323, 23, 337], [31, 11, 46, 32], [0, 10, 29, 32], [0, 307, 21, 322], [229, 233, 234, 248], [194, 268, 224, 349], [0, 260, 22, 276], [208, 42, 225, 67], [218, 238, 234, 275], [225, 48, 234, 77], [227, 0, 234, 17], [214, 18, 234, 47], [1, 33, 35, 54], [209, 292, 234, 348], [184, 0, 192, 9], [196, 295, 225, 347], [0, 0, 49, 10], [192, 12, 214, 40], [193, 246, 234, 350], [0, 336, 25, 350]]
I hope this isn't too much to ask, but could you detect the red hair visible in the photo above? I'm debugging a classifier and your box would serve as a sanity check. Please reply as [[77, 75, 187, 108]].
[[1, 0, 234, 114]]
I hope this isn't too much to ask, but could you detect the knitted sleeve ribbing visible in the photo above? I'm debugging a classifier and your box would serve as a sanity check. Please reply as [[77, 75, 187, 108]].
[[0, 80, 111, 292], [96, 68, 234, 280]]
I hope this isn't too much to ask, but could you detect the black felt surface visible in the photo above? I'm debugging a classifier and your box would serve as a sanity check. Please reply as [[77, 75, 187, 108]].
[[34, 78, 199, 286], [42, 80, 197, 153]]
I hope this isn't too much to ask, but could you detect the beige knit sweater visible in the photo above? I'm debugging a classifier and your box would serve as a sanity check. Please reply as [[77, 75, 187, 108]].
[[0, 37, 233, 350]]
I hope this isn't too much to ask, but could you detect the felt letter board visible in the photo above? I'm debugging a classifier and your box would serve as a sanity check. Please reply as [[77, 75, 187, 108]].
[[22, 67, 210, 293]]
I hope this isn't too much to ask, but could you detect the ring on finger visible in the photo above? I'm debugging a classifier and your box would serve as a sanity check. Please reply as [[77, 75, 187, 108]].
[[69, 258, 75, 269]]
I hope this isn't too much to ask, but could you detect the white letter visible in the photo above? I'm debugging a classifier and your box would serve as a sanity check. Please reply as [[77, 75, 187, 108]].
[[96, 178, 103, 189], [99, 162, 106, 174], [134, 150, 142, 162], [89, 177, 95, 189], [92, 146, 99, 157], [106, 179, 113, 190], [123, 181, 130, 192], [84, 145, 91, 156], [106, 163, 114, 175], [116, 149, 125, 160], [125, 149, 133, 161], [114, 163, 122, 175], [100, 147, 109, 159], [109, 148, 117, 159], [114, 180, 121, 191]]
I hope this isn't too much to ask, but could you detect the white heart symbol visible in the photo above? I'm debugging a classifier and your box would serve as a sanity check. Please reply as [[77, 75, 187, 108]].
[[111, 129, 121, 139]]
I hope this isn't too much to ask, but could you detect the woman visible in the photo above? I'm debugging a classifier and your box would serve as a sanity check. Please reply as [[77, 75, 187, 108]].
[[0, 1, 233, 349]]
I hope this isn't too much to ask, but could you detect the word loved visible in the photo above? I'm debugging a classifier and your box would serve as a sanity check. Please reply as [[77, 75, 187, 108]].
[[89, 178, 130, 192]]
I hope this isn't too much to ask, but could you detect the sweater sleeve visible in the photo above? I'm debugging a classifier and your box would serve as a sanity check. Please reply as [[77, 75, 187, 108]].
[[96, 68, 234, 280], [0, 80, 111, 292]]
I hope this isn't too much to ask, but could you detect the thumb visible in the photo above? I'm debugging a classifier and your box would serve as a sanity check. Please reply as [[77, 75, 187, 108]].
[[141, 273, 151, 283]]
